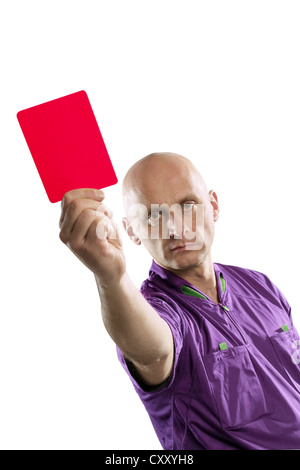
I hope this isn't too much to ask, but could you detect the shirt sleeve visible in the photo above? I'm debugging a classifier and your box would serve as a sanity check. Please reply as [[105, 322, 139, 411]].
[[116, 296, 184, 394], [261, 272, 298, 332], [273, 283, 292, 319]]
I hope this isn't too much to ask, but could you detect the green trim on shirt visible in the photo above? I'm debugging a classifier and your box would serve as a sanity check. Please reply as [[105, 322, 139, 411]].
[[181, 285, 207, 300], [181, 273, 226, 301], [220, 274, 226, 296]]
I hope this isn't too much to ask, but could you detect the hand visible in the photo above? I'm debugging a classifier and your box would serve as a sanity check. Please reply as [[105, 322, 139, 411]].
[[59, 188, 126, 285]]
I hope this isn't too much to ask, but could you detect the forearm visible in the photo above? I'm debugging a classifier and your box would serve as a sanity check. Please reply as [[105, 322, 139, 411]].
[[95, 272, 173, 366]]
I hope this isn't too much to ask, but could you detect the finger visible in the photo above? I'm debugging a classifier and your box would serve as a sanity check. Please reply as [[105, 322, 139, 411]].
[[59, 198, 107, 234], [106, 217, 121, 241], [95, 202, 113, 219], [60, 188, 105, 227], [67, 209, 103, 250], [86, 215, 114, 244]]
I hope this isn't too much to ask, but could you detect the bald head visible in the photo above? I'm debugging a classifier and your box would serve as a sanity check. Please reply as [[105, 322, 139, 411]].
[[122, 152, 208, 215], [121, 152, 219, 270]]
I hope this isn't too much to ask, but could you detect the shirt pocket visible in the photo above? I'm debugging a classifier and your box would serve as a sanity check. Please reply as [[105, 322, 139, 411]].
[[203, 344, 268, 430], [269, 327, 300, 393]]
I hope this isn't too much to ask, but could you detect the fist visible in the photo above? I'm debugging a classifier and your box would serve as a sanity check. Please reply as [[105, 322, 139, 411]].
[[59, 188, 126, 284]]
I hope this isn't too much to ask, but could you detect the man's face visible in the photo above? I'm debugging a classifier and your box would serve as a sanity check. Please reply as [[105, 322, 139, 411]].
[[123, 157, 219, 271]]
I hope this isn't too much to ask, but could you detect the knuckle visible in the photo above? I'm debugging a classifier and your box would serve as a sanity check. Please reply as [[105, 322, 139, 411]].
[[59, 229, 67, 243], [62, 193, 73, 207], [68, 199, 81, 212], [81, 208, 94, 217]]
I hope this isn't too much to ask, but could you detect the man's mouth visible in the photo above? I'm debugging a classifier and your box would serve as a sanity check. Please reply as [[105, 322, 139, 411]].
[[171, 244, 187, 251], [170, 242, 200, 252]]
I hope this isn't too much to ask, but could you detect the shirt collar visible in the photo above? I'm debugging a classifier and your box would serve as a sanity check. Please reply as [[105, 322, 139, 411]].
[[149, 259, 227, 304], [149, 259, 224, 289]]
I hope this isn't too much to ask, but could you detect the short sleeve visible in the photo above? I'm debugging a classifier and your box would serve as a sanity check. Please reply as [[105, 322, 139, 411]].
[[261, 273, 292, 319], [273, 283, 292, 318], [259, 272, 300, 335]]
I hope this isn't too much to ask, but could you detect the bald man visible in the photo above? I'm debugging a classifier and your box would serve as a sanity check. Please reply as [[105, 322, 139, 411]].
[[59, 152, 300, 450]]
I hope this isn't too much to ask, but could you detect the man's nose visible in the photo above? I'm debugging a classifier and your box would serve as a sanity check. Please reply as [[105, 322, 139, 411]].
[[167, 211, 184, 239], [167, 209, 197, 241]]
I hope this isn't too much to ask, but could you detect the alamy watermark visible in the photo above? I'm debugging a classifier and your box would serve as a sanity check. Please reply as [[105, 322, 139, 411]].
[[96, 202, 205, 249], [292, 339, 300, 365]]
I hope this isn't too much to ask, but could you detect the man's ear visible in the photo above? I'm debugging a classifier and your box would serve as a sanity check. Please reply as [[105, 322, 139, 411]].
[[208, 190, 219, 222], [122, 217, 142, 245]]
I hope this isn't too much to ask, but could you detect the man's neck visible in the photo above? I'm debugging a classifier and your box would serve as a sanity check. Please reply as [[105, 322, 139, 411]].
[[156, 252, 219, 304]]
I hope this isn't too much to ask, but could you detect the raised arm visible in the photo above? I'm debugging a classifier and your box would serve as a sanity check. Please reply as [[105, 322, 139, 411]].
[[59, 188, 173, 386]]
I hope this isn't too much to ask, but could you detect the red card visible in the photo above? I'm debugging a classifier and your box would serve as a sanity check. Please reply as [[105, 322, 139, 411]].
[[17, 90, 118, 203]]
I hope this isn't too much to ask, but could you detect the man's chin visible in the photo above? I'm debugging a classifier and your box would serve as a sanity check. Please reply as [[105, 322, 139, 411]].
[[166, 246, 206, 269]]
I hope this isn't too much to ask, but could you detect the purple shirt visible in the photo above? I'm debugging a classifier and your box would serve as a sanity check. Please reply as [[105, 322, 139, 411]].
[[117, 260, 300, 450]]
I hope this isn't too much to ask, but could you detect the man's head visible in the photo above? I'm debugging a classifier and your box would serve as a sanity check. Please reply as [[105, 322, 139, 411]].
[[122, 152, 219, 272]]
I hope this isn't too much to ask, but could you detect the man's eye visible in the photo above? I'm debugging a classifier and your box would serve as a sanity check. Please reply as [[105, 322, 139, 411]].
[[183, 203, 194, 211], [148, 210, 167, 226], [149, 211, 161, 221]]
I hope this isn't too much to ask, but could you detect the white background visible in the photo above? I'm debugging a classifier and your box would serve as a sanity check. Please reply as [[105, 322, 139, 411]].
[[0, 0, 299, 450]]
